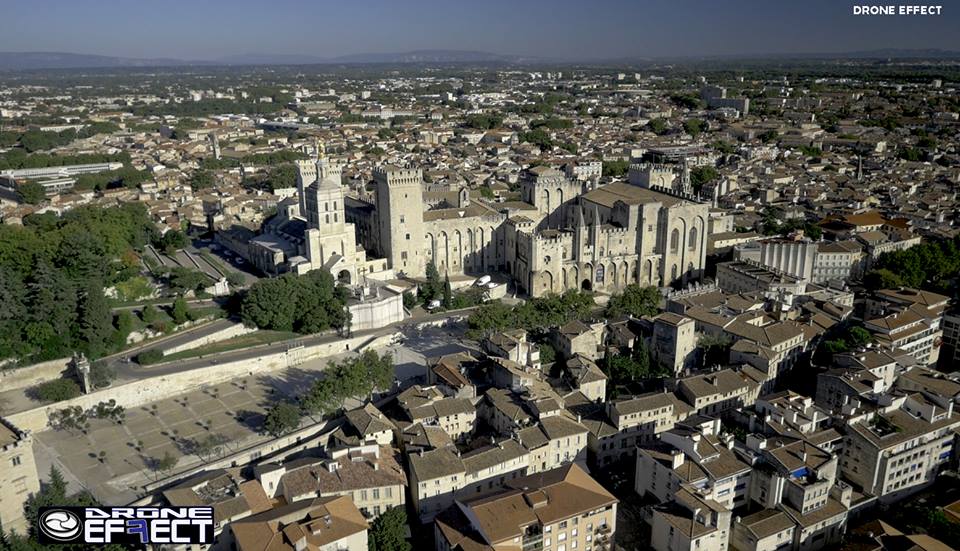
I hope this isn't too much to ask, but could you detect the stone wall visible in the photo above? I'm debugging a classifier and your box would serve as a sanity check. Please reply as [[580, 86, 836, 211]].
[[0, 357, 72, 392], [159, 321, 256, 356], [7, 331, 400, 433]]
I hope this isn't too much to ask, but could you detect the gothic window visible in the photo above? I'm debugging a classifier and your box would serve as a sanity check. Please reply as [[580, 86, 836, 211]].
[[688, 227, 698, 250], [670, 229, 680, 253]]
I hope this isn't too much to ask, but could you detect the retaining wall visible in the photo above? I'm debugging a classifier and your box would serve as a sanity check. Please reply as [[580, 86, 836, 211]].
[[8, 331, 399, 433], [0, 357, 72, 392]]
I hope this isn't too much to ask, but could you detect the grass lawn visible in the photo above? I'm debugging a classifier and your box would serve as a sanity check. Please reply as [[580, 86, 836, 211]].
[[157, 330, 300, 363]]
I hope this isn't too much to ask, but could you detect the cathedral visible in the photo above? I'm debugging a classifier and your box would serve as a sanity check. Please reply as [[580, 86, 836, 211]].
[[360, 163, 709, 297], [247, 145, 388, 282]]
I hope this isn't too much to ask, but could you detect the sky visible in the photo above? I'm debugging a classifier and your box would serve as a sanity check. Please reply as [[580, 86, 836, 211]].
[[2, 0, 959, 61]]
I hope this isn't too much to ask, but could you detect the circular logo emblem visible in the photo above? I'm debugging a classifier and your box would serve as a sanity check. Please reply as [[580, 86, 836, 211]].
[[39, 509, 82, 541]]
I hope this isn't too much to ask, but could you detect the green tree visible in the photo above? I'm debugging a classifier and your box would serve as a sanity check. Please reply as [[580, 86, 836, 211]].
[[265, 163, 298, 192], [16, 181, 46, 204], [190, 169, 216, 191], [264, 402, 301, 437], [646, 118, 668, 135], [171, 295, 192, 325], [77, 282, 114, 358], [141, 304, 158, 324], [690, 166, 720, 193], [847, 326, 873, 347], [421, 261, 442, 302], [168, 267, 210, 293], [602, 160, 629, 178], [442, 274, 453, 309], [136, 348, 164, 365], [368, 506, 412, 551], [33, 379, 81, 402], [605, 284, 660, 319], [683, 119, 705, 137]]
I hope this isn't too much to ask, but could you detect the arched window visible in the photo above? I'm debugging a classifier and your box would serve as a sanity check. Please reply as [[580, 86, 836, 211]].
[[688, 227, 698, 250], [670, 229, 680, 253]]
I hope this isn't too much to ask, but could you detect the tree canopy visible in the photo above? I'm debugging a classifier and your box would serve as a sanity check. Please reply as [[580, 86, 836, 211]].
[[604, 284, 661, 319], [466, 290, 595, 339], [240, 270, 349, 334], [368, 506, 412, 551], [0, 203, 157, 362]]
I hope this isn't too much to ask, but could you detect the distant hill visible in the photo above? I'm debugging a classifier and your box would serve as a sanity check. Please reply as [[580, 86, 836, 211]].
[[0, 52, 198, 70], [1, 48, 958, 71], [0, 49, 544, 70]]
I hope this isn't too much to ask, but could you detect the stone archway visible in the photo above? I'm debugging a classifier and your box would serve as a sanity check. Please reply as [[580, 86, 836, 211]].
[[337, 269, 351, 285]]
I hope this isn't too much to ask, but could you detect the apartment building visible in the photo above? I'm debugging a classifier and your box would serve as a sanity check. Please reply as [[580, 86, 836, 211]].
[[483, 329, 542, 369], [517, 415, 589, 474], [563, 354, 608, 402], [258, 444, 406, 519], [395, 385, 477, 440], [677, 368, 762, 417], [840, 395, 960, 501], [811, 241, 861, 283], [741, 435, 850, 551], [583, 391, 688, 466], [716, 260, 806, 300], [863, 288, 948, 366], [0, 418, 42, 534], [407, 439, 530, 522], [649, 488, 732, 551], [434, 464, 617, 551], [637, 421, 752, 511], [225, 495, 368, 551], [329, 403, 395, 448], [163, 469, 272, 541]]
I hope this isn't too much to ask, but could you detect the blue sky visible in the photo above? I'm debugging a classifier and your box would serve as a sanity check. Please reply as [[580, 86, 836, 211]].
[[2, 0, 958, 60]]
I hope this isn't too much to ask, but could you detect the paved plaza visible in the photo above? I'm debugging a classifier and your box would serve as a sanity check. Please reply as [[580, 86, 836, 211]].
[[32, 323, 475, 504]]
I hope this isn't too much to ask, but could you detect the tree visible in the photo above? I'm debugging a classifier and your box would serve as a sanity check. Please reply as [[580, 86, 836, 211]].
[[90, 361, 117, 389], [76, 282, 114, 358], [606, 352, 650, 383], [156, 230, 188, 253], [646, 119, 668, 135], [168, 267, 211, 293], [442, 274, 453, 309], [34, 378, 81, 402], [241, 270, 348, 334], [420, 261, 442, 302], [226, 271, 245, 288], [16, 181, 46, 204], [136, 349, 164, 365], [368, 506, 412, 551], [112, 310, 135, 350], [154, 452, 178, 474], [683, 119, 705, 137], [847, 326, 873, 347], [24, 466, 69, 530], [690, 166, 720, 193], [602, 160, 629, 178], [141, 304, 158, 324], [265, 163, 298, 192], [605, 284, 660, 319], [264, 402, 301, 437], [190, 170, 216, 191], [171, 295, 192, 325]]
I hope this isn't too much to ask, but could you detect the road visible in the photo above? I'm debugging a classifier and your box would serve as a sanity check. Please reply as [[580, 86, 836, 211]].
[[107, 306, 476, 382]]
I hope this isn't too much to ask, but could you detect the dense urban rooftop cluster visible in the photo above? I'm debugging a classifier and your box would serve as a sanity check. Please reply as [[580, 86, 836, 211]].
[[0, 60, 959, 551]]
